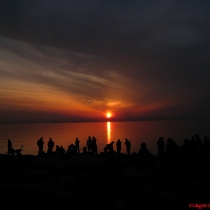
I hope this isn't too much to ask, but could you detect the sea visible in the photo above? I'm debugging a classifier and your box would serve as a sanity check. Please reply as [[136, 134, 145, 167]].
[[0, 120, 210, 155]]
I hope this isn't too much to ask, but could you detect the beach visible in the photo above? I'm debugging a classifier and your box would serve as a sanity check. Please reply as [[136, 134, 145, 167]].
[[1, 152, 210, 210]]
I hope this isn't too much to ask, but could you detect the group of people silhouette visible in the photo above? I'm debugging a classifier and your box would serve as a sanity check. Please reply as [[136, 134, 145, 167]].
[[157, 134, 210, 159], [103, 138, 131, 155], [36, 136, 132, 156], [7, 134, 210, 159], [37, 137, 82, 155], [37, 137, 55, 155]]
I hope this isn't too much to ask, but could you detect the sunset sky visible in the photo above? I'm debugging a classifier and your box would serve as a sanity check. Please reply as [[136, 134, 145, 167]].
[[0, 0, 210, 123]]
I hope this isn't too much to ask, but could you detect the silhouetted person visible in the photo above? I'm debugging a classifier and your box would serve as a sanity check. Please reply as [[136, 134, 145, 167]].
[[60, 146, 65, 155], [86, 136, 93, 153], [37, 137, 44, 155], [138, 142, 151, 158], [104, 144, 109, 153], [56, 145, 61, 155], [104, 142, 115, 154], [157, 137, 165, 157], [107, 141, 115, 153], [68, 144, 76, 155], [125, 138, 131, 155], [92, 136, 98, 154], [116, 139, 122, 154], [8, 139, 14, 155], [75, 138, 80, 153], [47, 138, 54, 154], [83, 146, 87, 154]]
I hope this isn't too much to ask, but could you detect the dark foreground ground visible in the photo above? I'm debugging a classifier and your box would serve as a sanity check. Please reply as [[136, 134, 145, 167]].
[[0, 153, 210, 210]]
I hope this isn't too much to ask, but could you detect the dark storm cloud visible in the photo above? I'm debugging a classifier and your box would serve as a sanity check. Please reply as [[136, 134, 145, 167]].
[[1, 0, 210, 121]]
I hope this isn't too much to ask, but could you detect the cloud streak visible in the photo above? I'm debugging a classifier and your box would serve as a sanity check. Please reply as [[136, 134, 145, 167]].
[[0, 0, 210, 123]]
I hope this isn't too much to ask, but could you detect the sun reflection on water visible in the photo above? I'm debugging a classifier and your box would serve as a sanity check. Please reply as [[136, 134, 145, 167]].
[[107, 121, 111, 142]]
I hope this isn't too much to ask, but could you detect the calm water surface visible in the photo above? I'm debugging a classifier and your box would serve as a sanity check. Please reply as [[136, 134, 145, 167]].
[[0, 120, 209, 155]]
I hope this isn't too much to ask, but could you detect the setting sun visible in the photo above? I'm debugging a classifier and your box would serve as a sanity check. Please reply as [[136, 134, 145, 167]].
[[106, 112, 112, 118]]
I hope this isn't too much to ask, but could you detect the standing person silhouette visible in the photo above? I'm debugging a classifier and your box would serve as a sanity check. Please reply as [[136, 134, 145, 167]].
[[37, 137, 44, 155], [47, 138, 54, 154], [125, 138, 131, 155], [86, 136, 93, 153], [116, 139, 122, 154], [75, 138, 80, 153], [8, 139, 14, 155], [91, 136, 98, 154]]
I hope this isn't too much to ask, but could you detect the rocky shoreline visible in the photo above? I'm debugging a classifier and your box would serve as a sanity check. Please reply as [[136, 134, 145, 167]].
[[0, 153, 210, 209]]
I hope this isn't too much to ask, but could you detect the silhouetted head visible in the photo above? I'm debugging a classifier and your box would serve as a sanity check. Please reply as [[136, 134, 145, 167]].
[[92, 137, 97, 141], [141, 142, 147, 149]]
